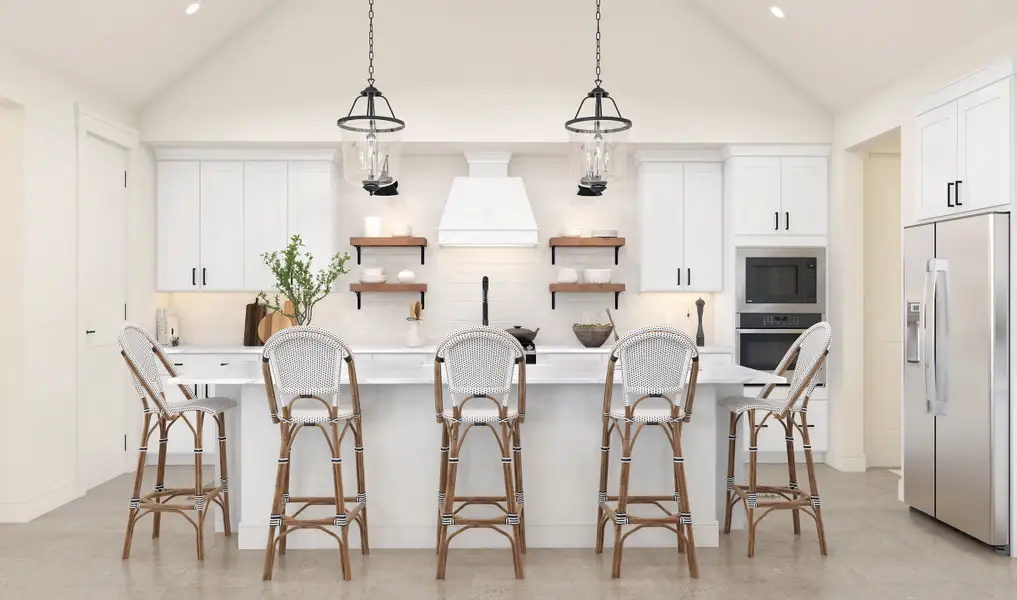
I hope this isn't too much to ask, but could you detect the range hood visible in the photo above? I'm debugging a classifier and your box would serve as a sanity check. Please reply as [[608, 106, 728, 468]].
[[437, 152, 538, 247]]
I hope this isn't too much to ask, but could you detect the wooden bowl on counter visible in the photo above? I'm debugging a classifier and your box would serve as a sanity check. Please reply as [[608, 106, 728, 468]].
[[573, 324, 614, 348]]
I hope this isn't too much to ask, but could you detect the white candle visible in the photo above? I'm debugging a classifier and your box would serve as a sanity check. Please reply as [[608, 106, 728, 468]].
[[363, 216, 382, 237]]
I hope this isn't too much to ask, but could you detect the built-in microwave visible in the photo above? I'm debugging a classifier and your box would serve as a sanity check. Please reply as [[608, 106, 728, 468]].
[[736, 247, 826, 313]]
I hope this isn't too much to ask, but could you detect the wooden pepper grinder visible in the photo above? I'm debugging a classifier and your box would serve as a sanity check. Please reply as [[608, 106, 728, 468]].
[[695, 297, 705, 347]]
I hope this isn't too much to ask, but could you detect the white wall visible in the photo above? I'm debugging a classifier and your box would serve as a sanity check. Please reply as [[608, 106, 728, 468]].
[[828, 17, 1017, 472], [140, 0, 830, 145], [167, 154, 713, 347], [0, 43, 147, 521]]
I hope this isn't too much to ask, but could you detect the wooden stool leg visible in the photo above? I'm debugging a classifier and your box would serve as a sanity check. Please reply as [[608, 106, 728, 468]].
[[511, 421, 527, 555], [499, 422, 524, 580], [437, 422, 461, 580], [435, 425, 450, 555], [611, 422, 632, 579], [330, 422, 352, 581], [784, 415, 801, 536], [193, 413, 206, 561], [667, 423, 685, 556], [262, 426, 290, 581], [747, 410, 759, 558], [122, 413, 152, 559], [673, 422, 698, 579], [723, 412, 738, 535], [595, 415, 611, 555], [278, 450, 291, 556], [801, 413, 828, 556], [216, 415, 232, 537], [152, 418, 169, 540], [353, 418, 370, 555]]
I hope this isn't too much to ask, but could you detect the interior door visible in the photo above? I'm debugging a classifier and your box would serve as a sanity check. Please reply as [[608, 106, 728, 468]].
[[731, 157, 782, 236], [915, 103, 958, 220], [199, 162, 245, 290], [780, 157, 828, 235], [957, 79, 1012, 213], [638, 162, 684, 291], [156, 162, 200, 291], [243, 162, 288, 291], [78, 132, 129, 490], [682, 162, 722, 291]]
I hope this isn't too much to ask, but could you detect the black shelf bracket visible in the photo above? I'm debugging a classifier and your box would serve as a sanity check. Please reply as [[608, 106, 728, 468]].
[[356, 246, 362, 265], [353, 290, 426, 310], [551, 246, 556, 265], [614, 246, 620, 265], [550, 245, 621, 266], [354, 243, 426, 266], [550, 291, 621, 310], [355, 291, 361, 310]]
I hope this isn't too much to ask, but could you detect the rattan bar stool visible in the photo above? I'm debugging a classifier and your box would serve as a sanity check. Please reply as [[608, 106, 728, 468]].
[[433, 326, 527, 580], [595, 326, 701, 579], [118, 324, 236, 561], [721, 322, 832, 557], [260, 327, 368, 581]]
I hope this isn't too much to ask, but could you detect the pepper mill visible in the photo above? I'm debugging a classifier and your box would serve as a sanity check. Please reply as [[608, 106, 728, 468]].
[[695, 297, 705, 347]]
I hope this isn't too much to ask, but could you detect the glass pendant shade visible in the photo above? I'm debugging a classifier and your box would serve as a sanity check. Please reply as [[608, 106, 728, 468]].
[[338, 86, 404, 195]]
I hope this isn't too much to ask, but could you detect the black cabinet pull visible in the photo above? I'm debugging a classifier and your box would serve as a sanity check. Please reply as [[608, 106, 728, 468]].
[[173, 363, 184, 367], [85, 330, 96, 334], [785, 212, 790, 231], [687, 268, 691, 286], [947, 182, 955, 207], [192, 268, 196, 286], [205, 384, 210, 398], [202, 268, 207, 286], [774, 211, 779, 230], [220, 362, 229, 366], [955, 180, 963, 206], [677, 269, 681, 286]]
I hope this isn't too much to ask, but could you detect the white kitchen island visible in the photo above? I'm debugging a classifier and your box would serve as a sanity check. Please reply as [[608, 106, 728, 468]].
[[165, 345, 782, 551]]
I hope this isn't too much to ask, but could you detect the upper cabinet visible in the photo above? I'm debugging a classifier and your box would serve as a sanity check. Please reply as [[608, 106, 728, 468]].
[[638, 158, 723, 293], [156, 153, 336, 293], [914, 60, 1014, 222], [730, 155, 828, 237]]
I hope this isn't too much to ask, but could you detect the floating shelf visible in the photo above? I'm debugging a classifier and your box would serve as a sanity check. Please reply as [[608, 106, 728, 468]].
[[350, 237, 428, 265], [350, 283, 427, 310], [548, 283, 625, 310], [548, 237, 625, 265]]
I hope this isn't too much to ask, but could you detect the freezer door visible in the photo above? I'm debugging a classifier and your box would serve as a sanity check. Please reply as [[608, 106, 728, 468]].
[[934, 213, 1009, 546], [903, 224, 936, 517]]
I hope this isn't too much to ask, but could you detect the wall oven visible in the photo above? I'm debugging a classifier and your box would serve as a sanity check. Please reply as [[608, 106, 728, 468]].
[[736, 247, 826, 313], [736, 312, 825, 385]]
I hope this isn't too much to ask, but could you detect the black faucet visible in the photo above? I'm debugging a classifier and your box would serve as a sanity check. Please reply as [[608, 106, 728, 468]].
[[482, 276, 489, 326]]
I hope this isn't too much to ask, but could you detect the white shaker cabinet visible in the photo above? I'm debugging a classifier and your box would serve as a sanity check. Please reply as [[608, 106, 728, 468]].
[[157, 162, 201, 291], [731, 157, 782, 236], [916, 103, 959, 220], [243, 162, 289, 291], [638, 160, 723, 292], [730, 155, 828, 237], [288, 162, 336, 270], [780, 157, 828, 236], [198, 162, 245, 291]]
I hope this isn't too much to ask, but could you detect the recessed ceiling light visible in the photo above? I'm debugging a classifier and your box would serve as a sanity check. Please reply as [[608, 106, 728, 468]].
[[185, 1, 202, 15], [770, 6, 786, 19]]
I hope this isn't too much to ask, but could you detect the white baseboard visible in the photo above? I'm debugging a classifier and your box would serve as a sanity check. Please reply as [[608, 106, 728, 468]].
[[0, 483, 80, 523], [825, 452, 867, 472]]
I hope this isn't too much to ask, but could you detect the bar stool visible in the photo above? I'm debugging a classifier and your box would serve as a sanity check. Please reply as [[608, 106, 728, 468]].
[[260, 327, 368, 581], [721, 322, 832, 557], [595, 326, 700, 579], [433, 326, 527, 580], [117, 324, 236, 560]]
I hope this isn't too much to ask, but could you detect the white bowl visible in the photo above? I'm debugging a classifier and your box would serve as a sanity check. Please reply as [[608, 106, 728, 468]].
[[562, 227, 582, 238], [591, 229, 618, 238], [583, 268, 612, 284], [361, 267, 385, 276], [557, 268, 579, 283], [359, 274, 387, 284], [391, 223, 412, 237], [397, 269, 416, 283]]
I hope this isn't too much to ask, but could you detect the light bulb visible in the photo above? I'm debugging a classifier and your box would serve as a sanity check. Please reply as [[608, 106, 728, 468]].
[[185, 1, 202, 16], [770, 6, 785, 19]]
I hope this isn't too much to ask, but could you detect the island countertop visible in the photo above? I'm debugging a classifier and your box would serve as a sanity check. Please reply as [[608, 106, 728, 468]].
[[164, 344, 735, 356]]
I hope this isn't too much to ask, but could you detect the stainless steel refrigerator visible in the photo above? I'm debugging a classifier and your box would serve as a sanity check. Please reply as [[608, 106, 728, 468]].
[[903, 212, 1009, 550]]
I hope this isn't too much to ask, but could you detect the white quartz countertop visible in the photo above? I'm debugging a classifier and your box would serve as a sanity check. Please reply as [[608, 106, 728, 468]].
[[168, 360, 782, 387], [164, 344, 733, 356]]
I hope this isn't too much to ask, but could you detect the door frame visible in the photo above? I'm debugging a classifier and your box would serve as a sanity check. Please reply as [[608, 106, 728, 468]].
[[74, 108, 138, 496]]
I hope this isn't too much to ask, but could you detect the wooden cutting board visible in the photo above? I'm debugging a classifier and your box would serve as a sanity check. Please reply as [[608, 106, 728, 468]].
[[257, 301, 297, 343]]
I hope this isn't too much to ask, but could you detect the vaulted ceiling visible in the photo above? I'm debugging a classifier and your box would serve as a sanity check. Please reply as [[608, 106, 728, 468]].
[[0, 0, 1014, 112]]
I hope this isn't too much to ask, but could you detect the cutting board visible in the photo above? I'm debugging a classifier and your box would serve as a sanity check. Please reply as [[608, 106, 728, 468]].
[[244, 298, 267, 346], [258, 301, 296, 343]]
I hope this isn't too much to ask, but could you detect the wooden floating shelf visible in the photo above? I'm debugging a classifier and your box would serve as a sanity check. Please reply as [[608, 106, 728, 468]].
[[548, 237, 625, 265], [350, 283, 428, 310], [548, 283, 626, 310], [350, 237, 429, 265]]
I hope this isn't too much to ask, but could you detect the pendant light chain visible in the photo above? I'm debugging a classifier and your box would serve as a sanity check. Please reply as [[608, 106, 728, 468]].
[[594, 0, 602, 87], [367, 0, 375, 85]]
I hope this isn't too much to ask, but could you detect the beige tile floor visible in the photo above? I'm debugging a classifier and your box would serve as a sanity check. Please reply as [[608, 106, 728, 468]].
[[0, 465, 1014, 599]]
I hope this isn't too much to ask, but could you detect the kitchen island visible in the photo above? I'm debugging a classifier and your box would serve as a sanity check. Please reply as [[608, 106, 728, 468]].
[[165, 345, 782, 550]]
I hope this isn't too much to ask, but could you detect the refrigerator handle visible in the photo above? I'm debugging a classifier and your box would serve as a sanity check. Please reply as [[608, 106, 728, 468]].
[[924, 259, 950, 417]]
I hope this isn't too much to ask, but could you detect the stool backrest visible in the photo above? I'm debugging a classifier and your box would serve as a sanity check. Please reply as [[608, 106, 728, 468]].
[[610, 326, 699, 414], [261, 327, 357, 420], [118, 323, 178, 414], [758, 322, 832, 413], [434, 326, 524, 410]]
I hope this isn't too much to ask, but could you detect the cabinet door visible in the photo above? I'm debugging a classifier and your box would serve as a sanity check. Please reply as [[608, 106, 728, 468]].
[[157, 162, 201, 291], [731, 157, 782, 236], [780, 157, 828, 236], [243, 162, 288, 291], [287, 162, 335, 271], [638, 162, 684, 292], [957, 78, 1012, 213], [916, 102, 959, 220], [199, 162, 245, 290], [682, 163, 723, 292]]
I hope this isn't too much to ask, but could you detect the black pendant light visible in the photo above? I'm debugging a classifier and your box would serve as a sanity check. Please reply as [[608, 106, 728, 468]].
[[337, 0, 405, 196], [565, 0, 631, 196]]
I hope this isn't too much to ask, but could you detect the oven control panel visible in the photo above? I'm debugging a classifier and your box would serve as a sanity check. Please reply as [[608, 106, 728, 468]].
[[738, 312, 823, 329]]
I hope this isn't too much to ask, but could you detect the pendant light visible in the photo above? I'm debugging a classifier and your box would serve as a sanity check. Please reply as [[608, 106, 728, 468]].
[[565, 0, 631, 196], [337, 0, 405, 196]]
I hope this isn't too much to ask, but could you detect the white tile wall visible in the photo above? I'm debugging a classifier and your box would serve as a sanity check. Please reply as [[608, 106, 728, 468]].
[[167, 154, 715, 347]]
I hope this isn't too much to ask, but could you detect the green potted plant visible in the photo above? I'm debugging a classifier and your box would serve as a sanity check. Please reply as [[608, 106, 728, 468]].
[[259, 234, 351, 326]]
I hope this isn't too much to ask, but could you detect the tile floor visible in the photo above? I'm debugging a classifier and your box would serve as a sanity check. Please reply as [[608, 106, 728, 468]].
[[0, 466, 1013, 599]]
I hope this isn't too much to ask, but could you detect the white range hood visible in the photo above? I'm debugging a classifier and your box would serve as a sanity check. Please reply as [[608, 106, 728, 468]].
[[437, 152, 538, 247]]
